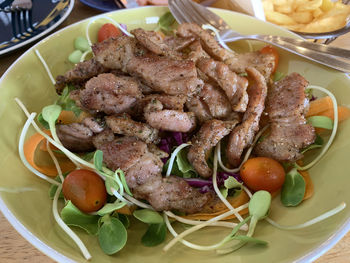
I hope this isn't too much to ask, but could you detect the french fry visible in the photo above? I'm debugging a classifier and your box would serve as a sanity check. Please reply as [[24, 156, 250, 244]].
[[291, 11, 313, 24], [262, 0, 350, 33], [321, 0, 334, 12], [265, 11, 296, 25], [295, 0, 322, 12]]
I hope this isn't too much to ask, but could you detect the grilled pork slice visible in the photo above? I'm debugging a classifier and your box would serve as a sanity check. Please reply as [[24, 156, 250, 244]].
[[92, 36, 203, 96], [225, 51, 276, 80], [57, 117, 105, 152], [105, 115, 159, 144], [254, 73, 316, 161], [176, 23, 235, 62], [56, 123, 95, 152], [145, 109, 197, 133], [92, 36, 143, 71], [188, 120, 237, 178], [186, 40, 209, 63], [131, 28, 195, 57], [126, 55, 203, 96], [197, 58, 249, 112], [185, 96, 212, 124], [227, 67, 268, 166], [82, 117, 105, 133], [79, 73, 142, 115], [55, 58, 108, 94], [199, 83, 232, 119], [96, 136, 212, 213], [144, 94, 187, 111]]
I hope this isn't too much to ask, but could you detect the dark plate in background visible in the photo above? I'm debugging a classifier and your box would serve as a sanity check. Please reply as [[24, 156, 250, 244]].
[[79, 0, 120, 12], [0, 0, 74, 56]]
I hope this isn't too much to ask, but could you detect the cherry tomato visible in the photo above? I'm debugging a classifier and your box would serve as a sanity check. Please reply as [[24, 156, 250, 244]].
[[240, 157, 285, 193], [260, 45, 279, 73], [62, 169, 107, 213], [97, 23, 122, 42]]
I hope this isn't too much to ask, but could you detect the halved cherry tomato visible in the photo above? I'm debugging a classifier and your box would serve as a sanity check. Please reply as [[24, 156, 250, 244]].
[[260, 45, 279, 73], [240, 157, 285, 193], [97, 23, 121, 42], [62, 169, 107, 213]]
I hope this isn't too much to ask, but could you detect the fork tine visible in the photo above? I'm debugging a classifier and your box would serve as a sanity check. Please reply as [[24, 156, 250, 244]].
[[10, 11, 17, 38], [178, 0, 208, 26], [28, 8, 33, 31], [16, 10, 22, 36], [22, 9, 28, 32], [187, 0, 213, 26], [170, 0, 192, 24]]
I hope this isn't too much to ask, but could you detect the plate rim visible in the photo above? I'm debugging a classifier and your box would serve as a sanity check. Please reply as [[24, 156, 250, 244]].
[[0, 0, 75, 56], [0, 6, 349, 262], [79, 0, 118, 12]]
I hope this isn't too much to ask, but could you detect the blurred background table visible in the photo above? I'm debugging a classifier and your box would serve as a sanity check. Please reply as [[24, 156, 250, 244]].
[[0, 0, 349, 262]]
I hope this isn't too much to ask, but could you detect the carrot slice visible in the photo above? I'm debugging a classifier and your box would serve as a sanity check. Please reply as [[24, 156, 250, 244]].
[[306, 96, 333, 117], [299, 170, 314, 200], [116, 205, 136, 215], [57, 110, 90, 125], [317, 106, 350, 122], [24, 131, 76, 177], [181, 191, 250, 221]]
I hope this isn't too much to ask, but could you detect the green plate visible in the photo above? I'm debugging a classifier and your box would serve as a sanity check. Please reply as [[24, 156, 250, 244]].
[[0, 6, 349, 263]]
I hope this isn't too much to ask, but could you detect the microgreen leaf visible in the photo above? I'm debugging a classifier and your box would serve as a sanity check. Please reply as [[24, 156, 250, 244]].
[[97, 201, 126, 216], [56, 86, 81, 117], [163, 147, 197, 178], [117, 213, 130, 229], [61, 201, 100, 235], [98, 215, 127, 255], [117, 169, 132, 196], [105, 177, 120, 196], [158, 12, 175, 33], [249, 190, 271, 220], [37, 113, 49, 129], [224, 176, 242, 189], [133, 209, 164, 224], [41, 104, 62, 142], [42, 104, 62, 125], [273, 71, 285, 82], [247, 191, 271, 237], [220, 188, 228, 198], [307, 116, 333, 130], [230, 235, 268, 245], [141, 223, 167, 247], [94, 150, 104, 172], [82, 151, 96, 161], [281, 168, 306, 207]]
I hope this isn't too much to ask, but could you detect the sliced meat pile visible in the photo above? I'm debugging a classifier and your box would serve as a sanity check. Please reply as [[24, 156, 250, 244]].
[[94, 136, 213, 213], [54, 23, 315, 213], [55, 58, 108, 94], [176, 23, 276, 80], [92, 36, 203, 96], [188, 119, 237, 178], [254, 73, 316, 162], [226, 67, 268, 166]]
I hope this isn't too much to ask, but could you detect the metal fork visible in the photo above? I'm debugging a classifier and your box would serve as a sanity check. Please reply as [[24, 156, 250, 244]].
[[0, 0, 34, 39], [169, 0, 350, 73]]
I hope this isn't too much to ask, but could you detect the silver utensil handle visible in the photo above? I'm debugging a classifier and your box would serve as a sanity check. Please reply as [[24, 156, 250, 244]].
[[260, 35, 350, 58], [222, 33, 350, 58]]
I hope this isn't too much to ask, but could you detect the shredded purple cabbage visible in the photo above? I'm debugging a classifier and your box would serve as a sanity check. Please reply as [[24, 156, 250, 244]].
[[310, 95, 317, 102], [120, 24, 128, 35], [184, 172, 242, 193], [158, 132, 190, 163]]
